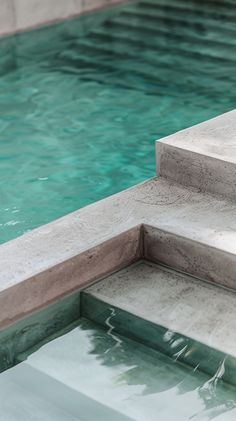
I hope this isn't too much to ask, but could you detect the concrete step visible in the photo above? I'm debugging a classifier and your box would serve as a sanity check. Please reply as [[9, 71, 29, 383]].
[[0, 366, 80, 421], [118, 9, 236, 40], [136, 0, 236, 22], [89, 28, 236, 72], [106, 15, 236, 57], [15, 318, 236, 421], [74, 37, 236, 91], [57, 41, 231, 99], [156, 110, 236, 199], [0, 359, 133, 421], [82, 260, 236, 385], [97, 17, 235, 66]]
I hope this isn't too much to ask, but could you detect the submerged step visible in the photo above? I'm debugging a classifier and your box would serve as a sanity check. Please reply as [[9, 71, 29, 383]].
[[0, 369, 79, 421], [156, 110, 236, 198], [136, 0, 236, 22], [12, 318, 236, 421], [82, 260, 236, 384], [0, 360, 133, 421], [119, 9, 236, 40]]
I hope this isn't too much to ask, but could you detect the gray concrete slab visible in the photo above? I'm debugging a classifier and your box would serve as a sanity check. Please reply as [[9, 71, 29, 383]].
[[156, 110, 236, 198], [157, 110, 236, 164], [0, 0, 126, 36], [85, 260, 236, 359]]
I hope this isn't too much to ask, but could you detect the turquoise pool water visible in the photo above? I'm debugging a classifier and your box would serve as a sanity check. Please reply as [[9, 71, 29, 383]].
[[1, 318, 236, 420], [0, 0, 235, 243], [0, 287, 236, 420]]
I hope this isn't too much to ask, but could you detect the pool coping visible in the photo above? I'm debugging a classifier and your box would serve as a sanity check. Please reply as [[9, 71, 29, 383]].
[[0, 0, 130, 38]]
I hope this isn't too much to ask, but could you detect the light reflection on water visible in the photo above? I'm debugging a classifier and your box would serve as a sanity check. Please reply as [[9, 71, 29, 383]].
[[2, 318, 232, 421]]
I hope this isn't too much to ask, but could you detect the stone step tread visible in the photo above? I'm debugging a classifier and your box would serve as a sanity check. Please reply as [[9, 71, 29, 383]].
[[119, 8, 236, 37], [84, 260, 236, 358], [0, 367, 79, 421], [15, 319, 236, 420], [136, 0, 236, 21], [0, 361, 132, 421], [107, 14, 236, 51]]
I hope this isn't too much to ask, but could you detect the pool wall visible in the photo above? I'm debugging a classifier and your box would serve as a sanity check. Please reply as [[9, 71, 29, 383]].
[[0, 0, 125, 36]]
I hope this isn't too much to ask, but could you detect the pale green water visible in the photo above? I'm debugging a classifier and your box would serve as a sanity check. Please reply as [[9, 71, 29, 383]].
[[1, 318, 236, 420], [0, 0, 235, 243]]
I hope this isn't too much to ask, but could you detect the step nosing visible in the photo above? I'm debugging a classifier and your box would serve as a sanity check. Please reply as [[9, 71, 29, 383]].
[[158, 141, 236, 166]]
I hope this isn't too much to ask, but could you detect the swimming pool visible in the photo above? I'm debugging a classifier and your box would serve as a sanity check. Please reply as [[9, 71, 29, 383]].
[[1, 283, 236, 421], [0, 0, 235, 243]]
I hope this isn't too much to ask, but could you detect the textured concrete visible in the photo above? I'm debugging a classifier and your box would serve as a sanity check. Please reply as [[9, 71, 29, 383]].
[[85, 260, 236, 359], [0, 290, 80, 373], [0, 226, 141, 328], [0, 0, 15, 35], [0, 0, 126, 36], [14, 0, 83, 32], [143, 225, 236, 288], [0, 111, 236, 329], [156, 110, 236, 198]]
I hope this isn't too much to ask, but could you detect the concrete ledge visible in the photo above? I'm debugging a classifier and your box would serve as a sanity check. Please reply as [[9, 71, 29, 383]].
[[156, 110, 236, 199], [1, 214, 236, 330], [1, 363, 134, 421], [0, 175, 236, 329], [0, 0, 126, 37], [82, 260, 236, 385], [0, 226, 141, 329]]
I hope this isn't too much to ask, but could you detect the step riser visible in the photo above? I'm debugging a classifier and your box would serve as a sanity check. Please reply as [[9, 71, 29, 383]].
[[156, 142, 236, 200], [156, 110, 236, 200], [144, 225, 236, 290], [137, 1, 236, 21]]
